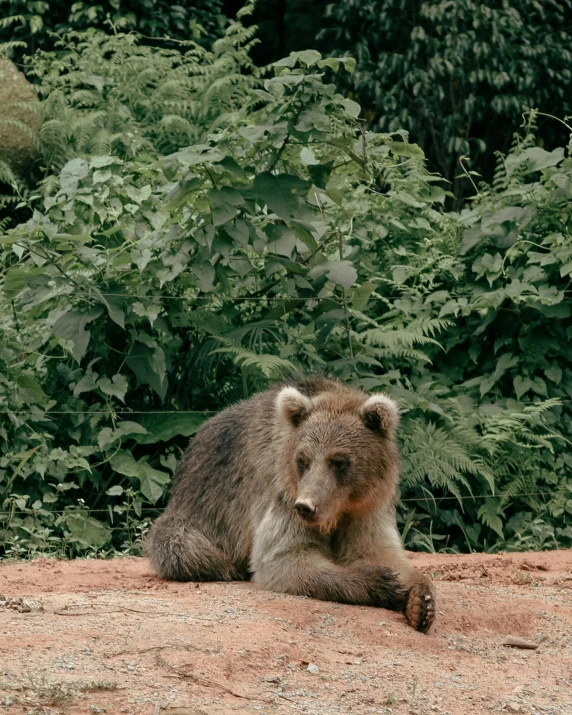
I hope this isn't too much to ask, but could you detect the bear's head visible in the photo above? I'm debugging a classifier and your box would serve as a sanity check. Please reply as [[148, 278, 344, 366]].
[[275, 385, 400, 533]]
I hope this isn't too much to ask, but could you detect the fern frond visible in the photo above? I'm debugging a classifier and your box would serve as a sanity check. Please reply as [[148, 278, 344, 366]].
[[212, 346, 296, 378], [360, 328, 441, 349], [0, 41, 27, 54], [400, 420, 492, 498], [366, 346, 433, 363], [407, 317, 453, 338], [0, 15, 25, 30], [0, 159, 16, 184]]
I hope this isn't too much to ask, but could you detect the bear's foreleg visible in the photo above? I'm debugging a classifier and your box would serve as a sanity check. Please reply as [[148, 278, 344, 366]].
[[336, 508, 436, 633], [250, 506, 407, 611]]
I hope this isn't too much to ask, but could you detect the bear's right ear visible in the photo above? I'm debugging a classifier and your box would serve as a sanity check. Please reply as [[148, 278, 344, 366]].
[[276, 386, 313, 427]]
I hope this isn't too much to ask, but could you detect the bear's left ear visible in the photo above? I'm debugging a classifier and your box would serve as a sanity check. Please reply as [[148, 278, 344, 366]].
[[360, 394, 400, 436]]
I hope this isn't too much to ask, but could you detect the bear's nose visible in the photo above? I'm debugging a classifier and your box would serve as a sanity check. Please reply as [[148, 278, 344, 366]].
[[294, 500, 317, 521]]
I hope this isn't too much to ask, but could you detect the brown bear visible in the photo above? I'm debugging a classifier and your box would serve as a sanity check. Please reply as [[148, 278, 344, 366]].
[[146, 376, 435, 632]]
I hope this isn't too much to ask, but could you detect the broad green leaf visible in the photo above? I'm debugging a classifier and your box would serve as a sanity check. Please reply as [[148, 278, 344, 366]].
[[132, 301, 160, 325], [545, 366, 562, 384], [138, 467, 171, 505], [191, 262, 215, 291], [126, 343, 167, 399], [339, 98, 361, 118], [274, 50, 321, 68], [218, 156, 248, 180], [16, 376, 48, 405], [225, 219, 250, 247], [211, 203, 239, 226], [89, 156, 120, 169], [3, 268, 27, 300], [254, 173, 308, 220], [292, 222, 318, 253], [60, 158, 89, 191], [208, 187, 245, 206], [99, 292, 125, 328], [300, 147, 320, 166], [530, 377, 548, 397], [63, 511, 112, 548], [309, 260, 358, 290], [317, 57, 340, 73], [460, 227, 482, 255], [132, 413, 207, 444], [109, 452, 142, 479], [52, 308, 103, 363], [508, 147, 565, 174], [98, 421, 148, 451], [106, 485, 124, 496], [110, 451, 170, 504], [513, 376, 532, 400], [351, 282, 377, 312], [388, 141, 425, 159], [266, 225, 305, 258], [73, 368, 99, 397], [340, 57, 356, 74], [97, 374, 128, 402]]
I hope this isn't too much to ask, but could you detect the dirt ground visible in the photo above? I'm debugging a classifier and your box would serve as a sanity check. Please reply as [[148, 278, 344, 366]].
[[0, 551, 570, 715]]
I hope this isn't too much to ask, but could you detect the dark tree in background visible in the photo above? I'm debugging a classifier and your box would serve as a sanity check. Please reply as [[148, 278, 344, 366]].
[[224, 0, 328, 64], [321, 0, 572, 194], [226, 0, 572, 195], [0, 0, 226, 56]]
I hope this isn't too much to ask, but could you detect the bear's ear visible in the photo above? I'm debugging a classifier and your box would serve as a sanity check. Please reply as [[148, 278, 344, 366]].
[[360, 394, 399, 435], [276, 386, 313, 427]]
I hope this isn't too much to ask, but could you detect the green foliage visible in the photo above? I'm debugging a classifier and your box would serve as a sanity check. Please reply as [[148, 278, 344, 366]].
[[0, 21, 570, 558], [0, 0, 226, 58], [26, 21, 259, 172], [0, 0, 230, 227], [321, 0, 572, 193]]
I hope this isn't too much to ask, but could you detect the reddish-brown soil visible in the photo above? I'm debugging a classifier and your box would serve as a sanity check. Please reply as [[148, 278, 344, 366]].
[[0, 551, 570, 715]]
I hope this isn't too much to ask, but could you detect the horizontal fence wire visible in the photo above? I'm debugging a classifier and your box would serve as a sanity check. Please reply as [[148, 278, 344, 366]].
[[1, 397, 571, 416], [0, 492, 558, 520], [8, 290, 572, 301], [1, 410, 217, 415]]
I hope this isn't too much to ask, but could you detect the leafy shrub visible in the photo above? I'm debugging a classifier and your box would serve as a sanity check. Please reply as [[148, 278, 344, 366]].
[[0, 23, 570, 558], [0, 0, 226, 58], [27, 22, 259, 172], [320, 0, 572, 193], [0, 0, 234, 227]]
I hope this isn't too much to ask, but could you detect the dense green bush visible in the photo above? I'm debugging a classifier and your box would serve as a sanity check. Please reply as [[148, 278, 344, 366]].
[[0, 7, 257, 221], [0, 0, 226, 57], [28, 25, 258, 171], [320, 0, 572, 193], [0, 18, 570, 559]]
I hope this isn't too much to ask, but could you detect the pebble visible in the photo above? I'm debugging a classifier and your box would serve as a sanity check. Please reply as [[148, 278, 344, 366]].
[[307, 663, 320, 675], [506, 703, 522, 713]]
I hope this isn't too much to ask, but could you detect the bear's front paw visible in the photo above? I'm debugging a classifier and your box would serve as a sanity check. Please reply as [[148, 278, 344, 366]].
[[405, 582, 436, 633]]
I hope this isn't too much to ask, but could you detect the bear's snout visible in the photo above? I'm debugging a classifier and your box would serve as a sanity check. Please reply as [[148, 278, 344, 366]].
[[294, 500, 317, 523]]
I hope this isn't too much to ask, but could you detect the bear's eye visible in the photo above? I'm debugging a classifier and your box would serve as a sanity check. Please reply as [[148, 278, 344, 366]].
[[329, 458, 349, 479], [296, 456, 307, 475]]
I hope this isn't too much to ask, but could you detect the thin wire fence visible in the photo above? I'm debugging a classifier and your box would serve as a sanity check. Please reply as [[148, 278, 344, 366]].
[[0, 491, 558, 520], [2, 396, 571, 416]]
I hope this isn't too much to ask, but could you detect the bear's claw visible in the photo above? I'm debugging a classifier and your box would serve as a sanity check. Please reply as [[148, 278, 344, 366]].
[[405, 582, 436, 633]]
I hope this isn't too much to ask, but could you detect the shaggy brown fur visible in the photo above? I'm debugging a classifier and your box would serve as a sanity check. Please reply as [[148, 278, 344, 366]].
[[146, 376, 436, 632]]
